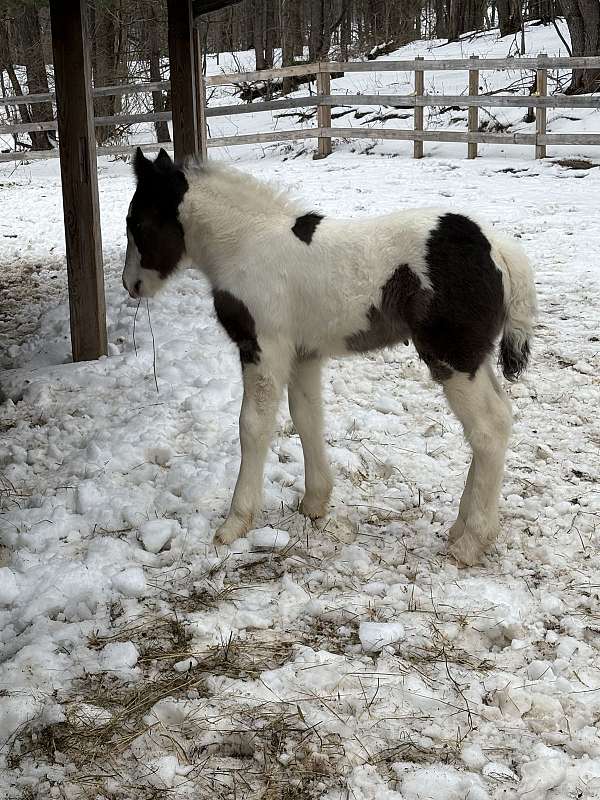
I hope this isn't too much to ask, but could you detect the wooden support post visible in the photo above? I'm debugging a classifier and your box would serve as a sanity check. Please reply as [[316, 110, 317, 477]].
[[536, 53, 548, 159], [468, 56, 479, 159], [414, 56, 424, 159], [48, 0, 107, 362], [167, 0, 198, 162], [193, 24, 208, 161], [314, 64, 332, 159]]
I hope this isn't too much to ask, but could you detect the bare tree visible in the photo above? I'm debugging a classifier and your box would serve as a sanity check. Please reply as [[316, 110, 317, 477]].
[[497, 0, 522, 36], [561, 0, 600, 92]]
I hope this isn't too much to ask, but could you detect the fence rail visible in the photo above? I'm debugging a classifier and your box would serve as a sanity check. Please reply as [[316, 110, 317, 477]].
[[1, 55, 600, 163]]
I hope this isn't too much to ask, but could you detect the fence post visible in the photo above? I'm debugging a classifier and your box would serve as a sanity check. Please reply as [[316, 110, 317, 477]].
[[193, 24, 208, 160], [536, 53, 547, 159], [414, 56, 424, 159], [468, 56, 479, 159], [314, 63, 332, 159]]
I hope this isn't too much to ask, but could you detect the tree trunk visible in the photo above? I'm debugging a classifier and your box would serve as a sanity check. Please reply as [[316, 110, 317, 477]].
[[447, 0, 486, 39], [497, 0, 523, 37], [0, 13, 52, 151], [264, 0, 276, 69], [20, 6, 53, 150], [251, 0, 266, 70], [562, 0, 600, 93], [148, 5, 170, 143], [281, 0, 295, 92], [309, 0, 323, 61], [435, 0, 448, 37], [92, 2, 119, 144], [340, 0, 352, 59]]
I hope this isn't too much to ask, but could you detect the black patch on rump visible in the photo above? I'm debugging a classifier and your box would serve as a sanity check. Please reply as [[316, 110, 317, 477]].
[[127, 148, 188, 279], [416, 213, 504, 378], [213, 290, 261, 365], [292, 213, 323, 244], [346, 213, 504, 382]]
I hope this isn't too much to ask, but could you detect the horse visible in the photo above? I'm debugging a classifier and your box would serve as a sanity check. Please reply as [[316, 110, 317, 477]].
[[123, 147, 537, 566]]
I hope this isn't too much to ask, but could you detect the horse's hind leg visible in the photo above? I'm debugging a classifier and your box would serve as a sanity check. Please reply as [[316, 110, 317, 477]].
[[441, 360, 513, 565], [288, 357, 333, 519]]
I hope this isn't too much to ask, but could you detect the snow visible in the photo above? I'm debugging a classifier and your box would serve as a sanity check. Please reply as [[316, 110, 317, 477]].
[[139, 517, 178, 553], [1, 20, 600, 800], [359, 621, 405, 652], [247, 526, 290, 550]]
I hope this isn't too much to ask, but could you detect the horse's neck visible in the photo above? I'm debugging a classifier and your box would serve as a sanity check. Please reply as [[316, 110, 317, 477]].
[[181, 169, 292, 280]]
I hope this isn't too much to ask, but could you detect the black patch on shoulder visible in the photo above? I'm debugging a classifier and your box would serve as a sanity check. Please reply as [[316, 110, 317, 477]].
[[415, 213, 504, 377], [127, 148, 189, 279], [292, 213, 323, 244], [213, 290, 261, 365]]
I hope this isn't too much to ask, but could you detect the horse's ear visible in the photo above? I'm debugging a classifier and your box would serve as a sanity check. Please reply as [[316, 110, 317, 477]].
[[155, 148, 173, 170], [133, 147, 153, 181]]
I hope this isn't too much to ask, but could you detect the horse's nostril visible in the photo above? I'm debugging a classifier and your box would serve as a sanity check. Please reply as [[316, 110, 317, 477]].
[[134, 280, 142, 294]]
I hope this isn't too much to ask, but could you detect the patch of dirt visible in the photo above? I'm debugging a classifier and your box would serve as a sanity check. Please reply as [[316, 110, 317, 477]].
[[553, 158, 598, 170]]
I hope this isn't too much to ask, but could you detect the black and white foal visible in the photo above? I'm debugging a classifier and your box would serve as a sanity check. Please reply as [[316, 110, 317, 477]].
[[123, 148, 536, 566]]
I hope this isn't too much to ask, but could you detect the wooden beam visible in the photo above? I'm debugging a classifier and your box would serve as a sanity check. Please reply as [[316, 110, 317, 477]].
[[536, 53, 548, 159], [414, 57, 424, 159], [167, 0, 198, 161], [193, 25, 208, 160], [315, 65, 332, 159], [48, 0, 107, 362], [468, 56, 479, 159]]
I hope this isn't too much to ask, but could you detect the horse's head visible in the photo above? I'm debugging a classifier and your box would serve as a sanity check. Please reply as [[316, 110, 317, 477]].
[[122, 148, 188, 299]]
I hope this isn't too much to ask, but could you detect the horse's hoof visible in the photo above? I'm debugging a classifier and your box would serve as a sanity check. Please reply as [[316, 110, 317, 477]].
[[448, 517, 466, 545], [214, 514, 252, 545], [448, 526, 488, 566], [299, 494, 329, 520]]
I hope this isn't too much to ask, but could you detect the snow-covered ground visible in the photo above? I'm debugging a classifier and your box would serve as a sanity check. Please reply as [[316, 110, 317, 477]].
[[2, 23, 600, 800]]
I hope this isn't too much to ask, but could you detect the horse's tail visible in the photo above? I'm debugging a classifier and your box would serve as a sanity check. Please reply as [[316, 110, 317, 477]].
[[491, 233, 537, 382]]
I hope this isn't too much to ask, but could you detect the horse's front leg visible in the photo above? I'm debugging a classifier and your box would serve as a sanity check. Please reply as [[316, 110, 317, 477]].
[[288, 357, 333, 519], [215, 342, 291, 545]]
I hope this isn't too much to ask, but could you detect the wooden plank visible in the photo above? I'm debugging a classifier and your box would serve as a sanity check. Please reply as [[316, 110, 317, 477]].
[[538, 133, 600, 144], [468, 56, 479, 159], [167, 0, 198, 160], [414, 56, 424, 159], [315, 66, 332, 158], [0, 81, 172, 107], [536, 53, 548, 159], [95, 111, 172, 127], [207, 128, 323, 148], [322, 127, 537, 144], [206, 95, 321, 117], [205, 62, 318, 86], [0, 111, 172, 135], [0, 142, 174, 163], [48, 0, 107, 362], [93, 80, 171, 98], [0, 120, 58, 134], [325, 56, 600, 72], [194, 26, 208, 160], [315, 94, 599, 108]]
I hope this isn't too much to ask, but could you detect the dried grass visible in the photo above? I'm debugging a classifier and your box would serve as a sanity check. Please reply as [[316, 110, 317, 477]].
[[9, 628, 346, 799]]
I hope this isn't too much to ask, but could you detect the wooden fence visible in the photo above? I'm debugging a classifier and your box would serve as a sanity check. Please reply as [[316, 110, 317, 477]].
[[1, 54, 600, 163]]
